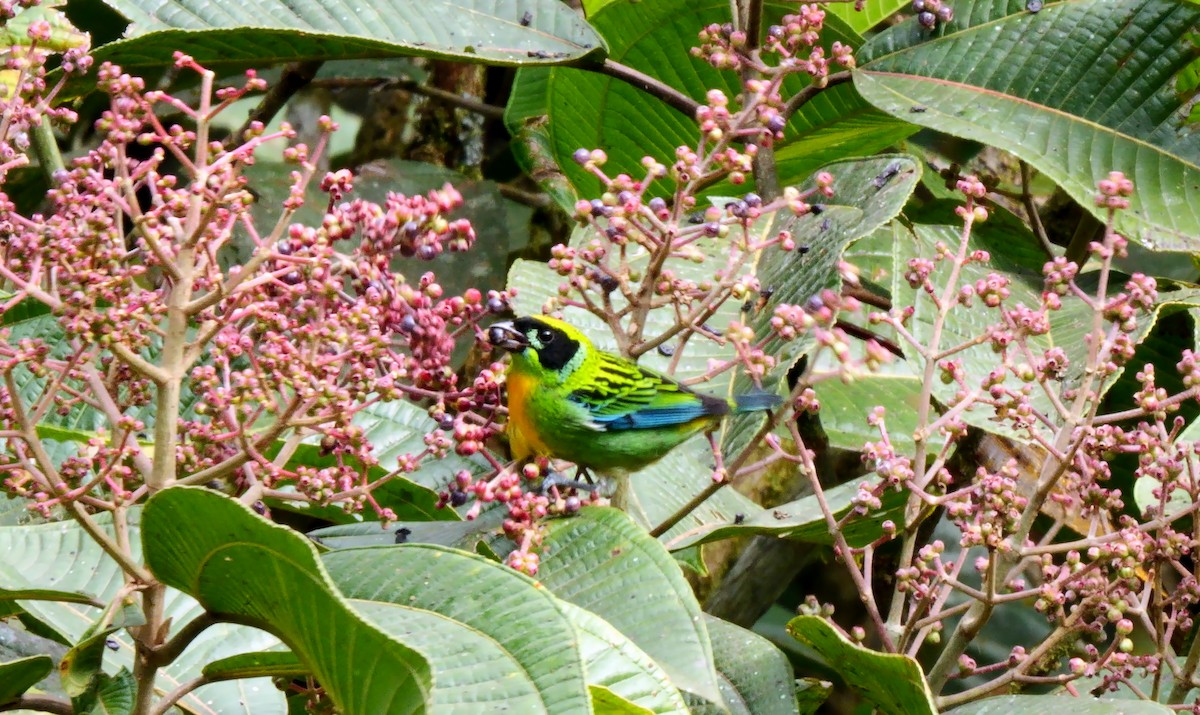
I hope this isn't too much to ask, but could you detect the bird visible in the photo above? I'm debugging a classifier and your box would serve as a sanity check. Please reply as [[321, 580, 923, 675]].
[[487, 315, 780, 502]]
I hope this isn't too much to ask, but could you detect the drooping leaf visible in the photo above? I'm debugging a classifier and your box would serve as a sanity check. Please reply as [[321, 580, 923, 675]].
[[664, 477, 906, 552], [76, 668, 135, 715], [0, 510, 286, 714], [0, 655, 54, 705], [537, 508, 724, 706], [89, 0, 605, 71], [142, 487, 432, 715], [787, 615, 936, 715], [202, 651, 305, 682], [857, 0, 1200, 250], [704, 615, 800, 715], [322, 544, 592, 715], [559, 600, 689, 715]]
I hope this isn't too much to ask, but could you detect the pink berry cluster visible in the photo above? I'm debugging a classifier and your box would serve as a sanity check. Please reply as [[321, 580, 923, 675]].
[[811, 169, 1200, 699], [0, 55, 518, 522]]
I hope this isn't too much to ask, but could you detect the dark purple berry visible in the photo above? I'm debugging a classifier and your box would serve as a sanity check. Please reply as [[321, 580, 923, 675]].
[[590, 199, 605, 217], [487, 296, 506, 313], [912, 0, 926, 10], [743, 192, 762, 207], [276, 239, 293, 255], [648, 197, 667, 213], [398, 314, 417, 333], [573, 148, 591, 165], [767, 115, 787, 133], [449, 490, 468, 507], [704, 222, 722, 237], [936, 5, 953, 22], [438, 413, 455, 430], [418, 244, 437, 260], [917, 10, 936, 27], [564, 496, 581, 514]]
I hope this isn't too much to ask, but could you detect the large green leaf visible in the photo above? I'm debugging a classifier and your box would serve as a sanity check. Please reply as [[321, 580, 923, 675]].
[[0, 511, 287, 714], [560, 601, 689, 715], [0, 655, 54, 705], [91, 0, 605, 70], [787, 615, 936, 715], [537, 508, 724, 705], [703, 615, 801, 715], [141, 487, 432, 715], [321, 544, 592, 715], [534, 0, 914, 199], [857, 0, 1200, 250]]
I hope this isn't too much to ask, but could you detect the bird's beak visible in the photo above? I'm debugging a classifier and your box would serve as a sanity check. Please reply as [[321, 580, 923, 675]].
[[487, 321, 528, 352]]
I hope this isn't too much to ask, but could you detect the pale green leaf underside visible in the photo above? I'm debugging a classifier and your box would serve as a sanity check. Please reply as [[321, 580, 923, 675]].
[[857, 0, 1200, 250], [93, 0, 605, 68]]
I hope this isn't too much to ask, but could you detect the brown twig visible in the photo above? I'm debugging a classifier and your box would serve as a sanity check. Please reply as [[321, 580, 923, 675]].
[[781, 71, 852, 121], [309, 77, 506, 120], [597, 59, 701, 118], [229, 60, 324, 147]]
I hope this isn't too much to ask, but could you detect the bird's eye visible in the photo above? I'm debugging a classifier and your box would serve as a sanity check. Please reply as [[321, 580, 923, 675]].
[[537, 328, 555, 344]]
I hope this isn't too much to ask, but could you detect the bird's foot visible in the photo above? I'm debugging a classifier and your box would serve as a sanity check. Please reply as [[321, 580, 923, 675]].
[[539, 470, 600, 495]]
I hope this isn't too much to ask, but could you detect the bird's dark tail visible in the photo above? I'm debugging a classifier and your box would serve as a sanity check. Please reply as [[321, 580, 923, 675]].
[[733, 391, 783, 413]]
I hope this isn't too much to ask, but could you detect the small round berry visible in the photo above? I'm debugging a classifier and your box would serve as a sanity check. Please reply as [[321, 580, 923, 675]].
[[918, 10, 936, 27], [572, 148, 591, 165]]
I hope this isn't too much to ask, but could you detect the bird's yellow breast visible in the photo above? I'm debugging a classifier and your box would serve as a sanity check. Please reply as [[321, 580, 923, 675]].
[[504, 369, 550, 460]]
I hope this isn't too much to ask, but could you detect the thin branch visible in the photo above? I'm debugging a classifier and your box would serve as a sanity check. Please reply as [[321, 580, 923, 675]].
[[309, 77, 506, 120], [597, 59, 701, 118], [150, 676, 211, 715], [153, 613, 219, 666], [0, 695, 72, 714], [1019, 160, 1054, 257], [228, 60, 323, 148], [496, 182, 552, 209], [781, 71, 852, 121]]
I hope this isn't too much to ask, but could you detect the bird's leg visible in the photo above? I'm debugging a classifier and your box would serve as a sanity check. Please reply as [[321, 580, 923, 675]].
[[540, 468, 599, 494], [707, 432, 728, 483]]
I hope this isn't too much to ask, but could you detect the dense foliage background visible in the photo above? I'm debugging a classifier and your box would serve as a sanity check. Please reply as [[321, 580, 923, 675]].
[[1, 0, 1199, 713]]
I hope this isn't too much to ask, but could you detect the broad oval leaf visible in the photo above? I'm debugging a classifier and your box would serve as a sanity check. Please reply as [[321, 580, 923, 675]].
[[0, 655, 54, 705], [703, 614, 801, 715], [538, 507, 725, 706], [787, 615, 936, 715], [665, 478, 906, 552], [92, 0, 605, 70], [321, 544, 592, 715], [0, 510, 286, 714], [857, 0, 1200, 250], [142, 487, 432, 715]]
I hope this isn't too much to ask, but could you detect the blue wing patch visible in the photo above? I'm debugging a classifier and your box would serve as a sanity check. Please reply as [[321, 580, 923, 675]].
[[585, 403, 713, 430]]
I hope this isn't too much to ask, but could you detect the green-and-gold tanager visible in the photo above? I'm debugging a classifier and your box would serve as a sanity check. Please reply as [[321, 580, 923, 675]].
[[487, 315, 780, 476]]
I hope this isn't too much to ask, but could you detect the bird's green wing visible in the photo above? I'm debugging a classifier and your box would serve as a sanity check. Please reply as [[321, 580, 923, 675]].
[[567, 352, 728, 430]]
